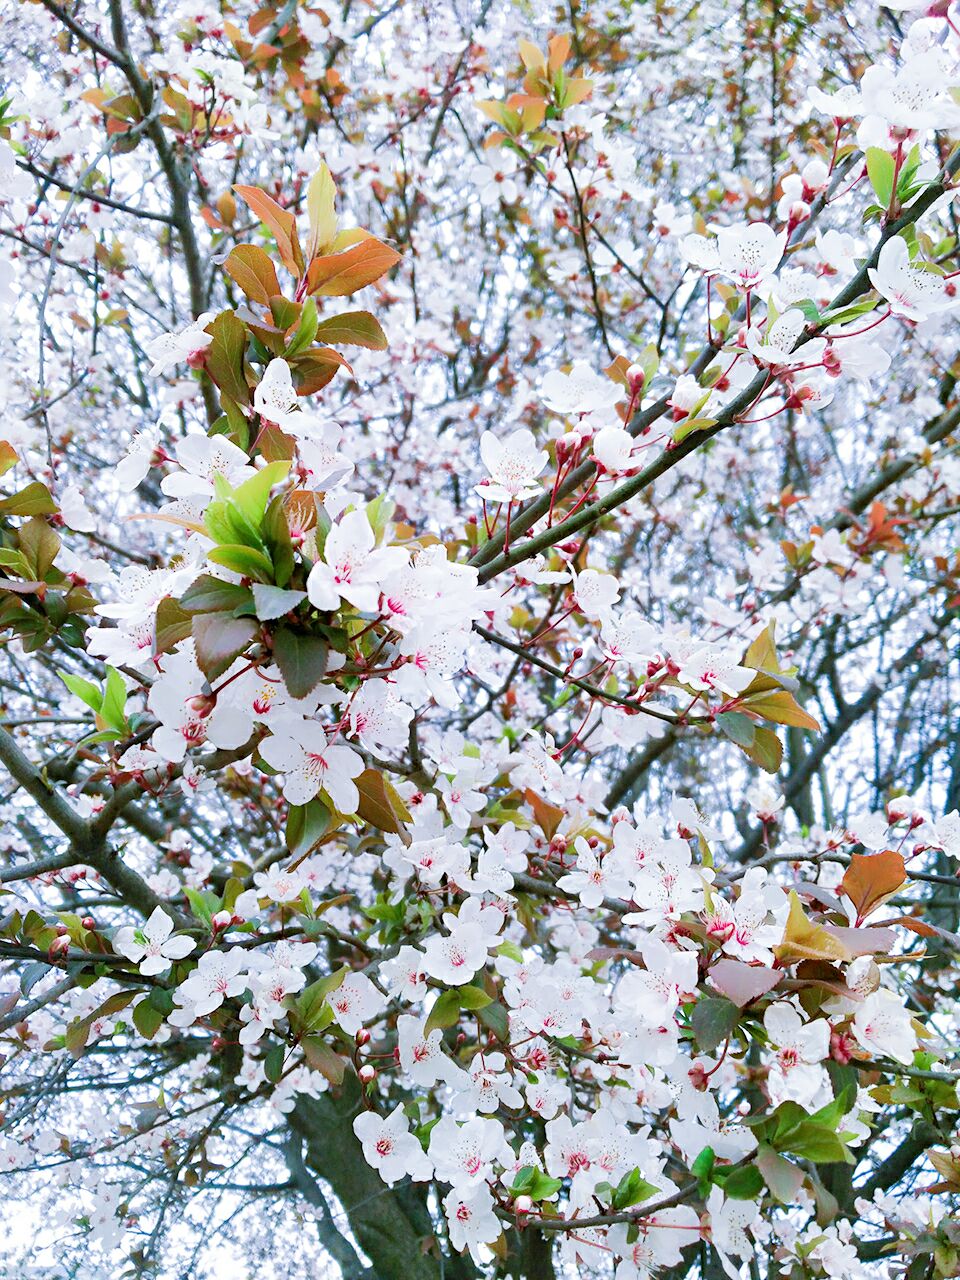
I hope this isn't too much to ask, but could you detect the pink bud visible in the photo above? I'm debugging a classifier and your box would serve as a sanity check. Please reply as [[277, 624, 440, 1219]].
[[514, 1194, 534, 1214], [358, 1064, 376, 1084], [626, 363, 645, 393]]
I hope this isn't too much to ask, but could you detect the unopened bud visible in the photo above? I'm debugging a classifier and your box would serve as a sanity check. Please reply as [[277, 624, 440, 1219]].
[[514, 1194, 534, 1215], [626, 363, 645, 393], [80, 917, 96, 931], [830, 1029, 854, 1065], [48, 934, 71, 959], [358, 1064, 377, 1084], [356, 1028, 372, 1046], [211, 910, 232, 930]]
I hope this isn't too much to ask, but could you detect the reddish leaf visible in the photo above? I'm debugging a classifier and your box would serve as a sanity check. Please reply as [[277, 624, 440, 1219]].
[[233, 185, 304, 278], [224, 245, 282, 305], [840, 850, 906, 923], [306, 238, 401, 297]]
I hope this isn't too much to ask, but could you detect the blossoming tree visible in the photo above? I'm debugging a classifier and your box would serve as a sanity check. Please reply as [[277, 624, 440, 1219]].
[[2, 0, 960, 1276]]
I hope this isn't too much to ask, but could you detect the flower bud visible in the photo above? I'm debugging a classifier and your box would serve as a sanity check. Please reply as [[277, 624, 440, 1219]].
[[358, 1064, 377, 1084], [626, 363, 645, 393], [80, 917, 96, 931], [187, 693, 216, 718], [514, 1194, 534, 1215], [830, 1029, 854, 1064]]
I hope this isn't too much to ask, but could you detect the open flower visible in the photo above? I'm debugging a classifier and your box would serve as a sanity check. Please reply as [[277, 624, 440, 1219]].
[[476, 429, 548, 503], [682, 221, 787, 290], [144, 313, 215, 375], [113, 907, 195, 976], [852, 988, 918, 1064], [306, 509, 408, 613], [259, 722, 364, 811], [868, 236, 960, 322], [353, 1105, 433, 1185]]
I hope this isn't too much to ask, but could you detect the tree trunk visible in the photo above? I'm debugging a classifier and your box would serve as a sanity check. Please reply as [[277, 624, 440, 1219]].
[[290, 1074, 477, 1280]]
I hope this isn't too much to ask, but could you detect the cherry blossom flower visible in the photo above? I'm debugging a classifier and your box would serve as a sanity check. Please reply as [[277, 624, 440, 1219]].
[[329, 971, 383, 1035], [868, 237, 960, 322], [476, 428, 548, 503], [170, 947, 248, 1019], [144, 313, 215, 375], [422, 913, 490, 984], [306, 508, 407, 613], [442, 1184, 501, 1264], [570, 567, 621, 619], [113, 907, 195, 976], [764, 1001, 831, 1109], [353, 1105, 433, 1185], [681, 221, 787, 290], [675, 645, 754, 696], [852, 988, 918, 1064], [540, 361, 623, 414], [259, 723, 364, 811], [397, 1014, 468, 1088]]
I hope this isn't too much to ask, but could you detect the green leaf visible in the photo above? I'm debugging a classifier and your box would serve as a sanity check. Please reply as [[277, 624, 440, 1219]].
[[264, 1042, 285, 1083], [715, 711, 756, 748], [777, 1123, 852, 1164], [204, 494, 266, 550], [252, 584, 306, 621], [206, 310, 250, 405], [155, 596, 193, 654], [305, 161, 338, 260], [232, 461, 290, 527], [756, 1143, 805, 1203], [510, 1165, 563, 1201], [355, 768, 412, 834], [223, 244, 281, 305], [60, 672, 101, 713], [285, 798, 332, 859], [285, 296, 319, 357], [19, 516, 61, 578], [718, 1164, 764, 1199], [272, 626, 329, 698], [206, 544, 276, 583], [0, 481, 58, 516], [293, 967, 347, 1034], [300, 1034, 346, 1084], [424, 988, 463, 1034], [180, 575, 255, 615], [611, 1167, 658, 1209], [691, 1146, 716, 1194], [691, 996, 739, 1053], [478, 1000, 510, 1042], [184, 886, 218, 927], [100, 666, 128, 732], [743, 724, 783, 774], [457, 984, 493, 1011], [866, 147, 895, 208], [133, 999, 164, 1039], [262, 495, 295, 587]]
